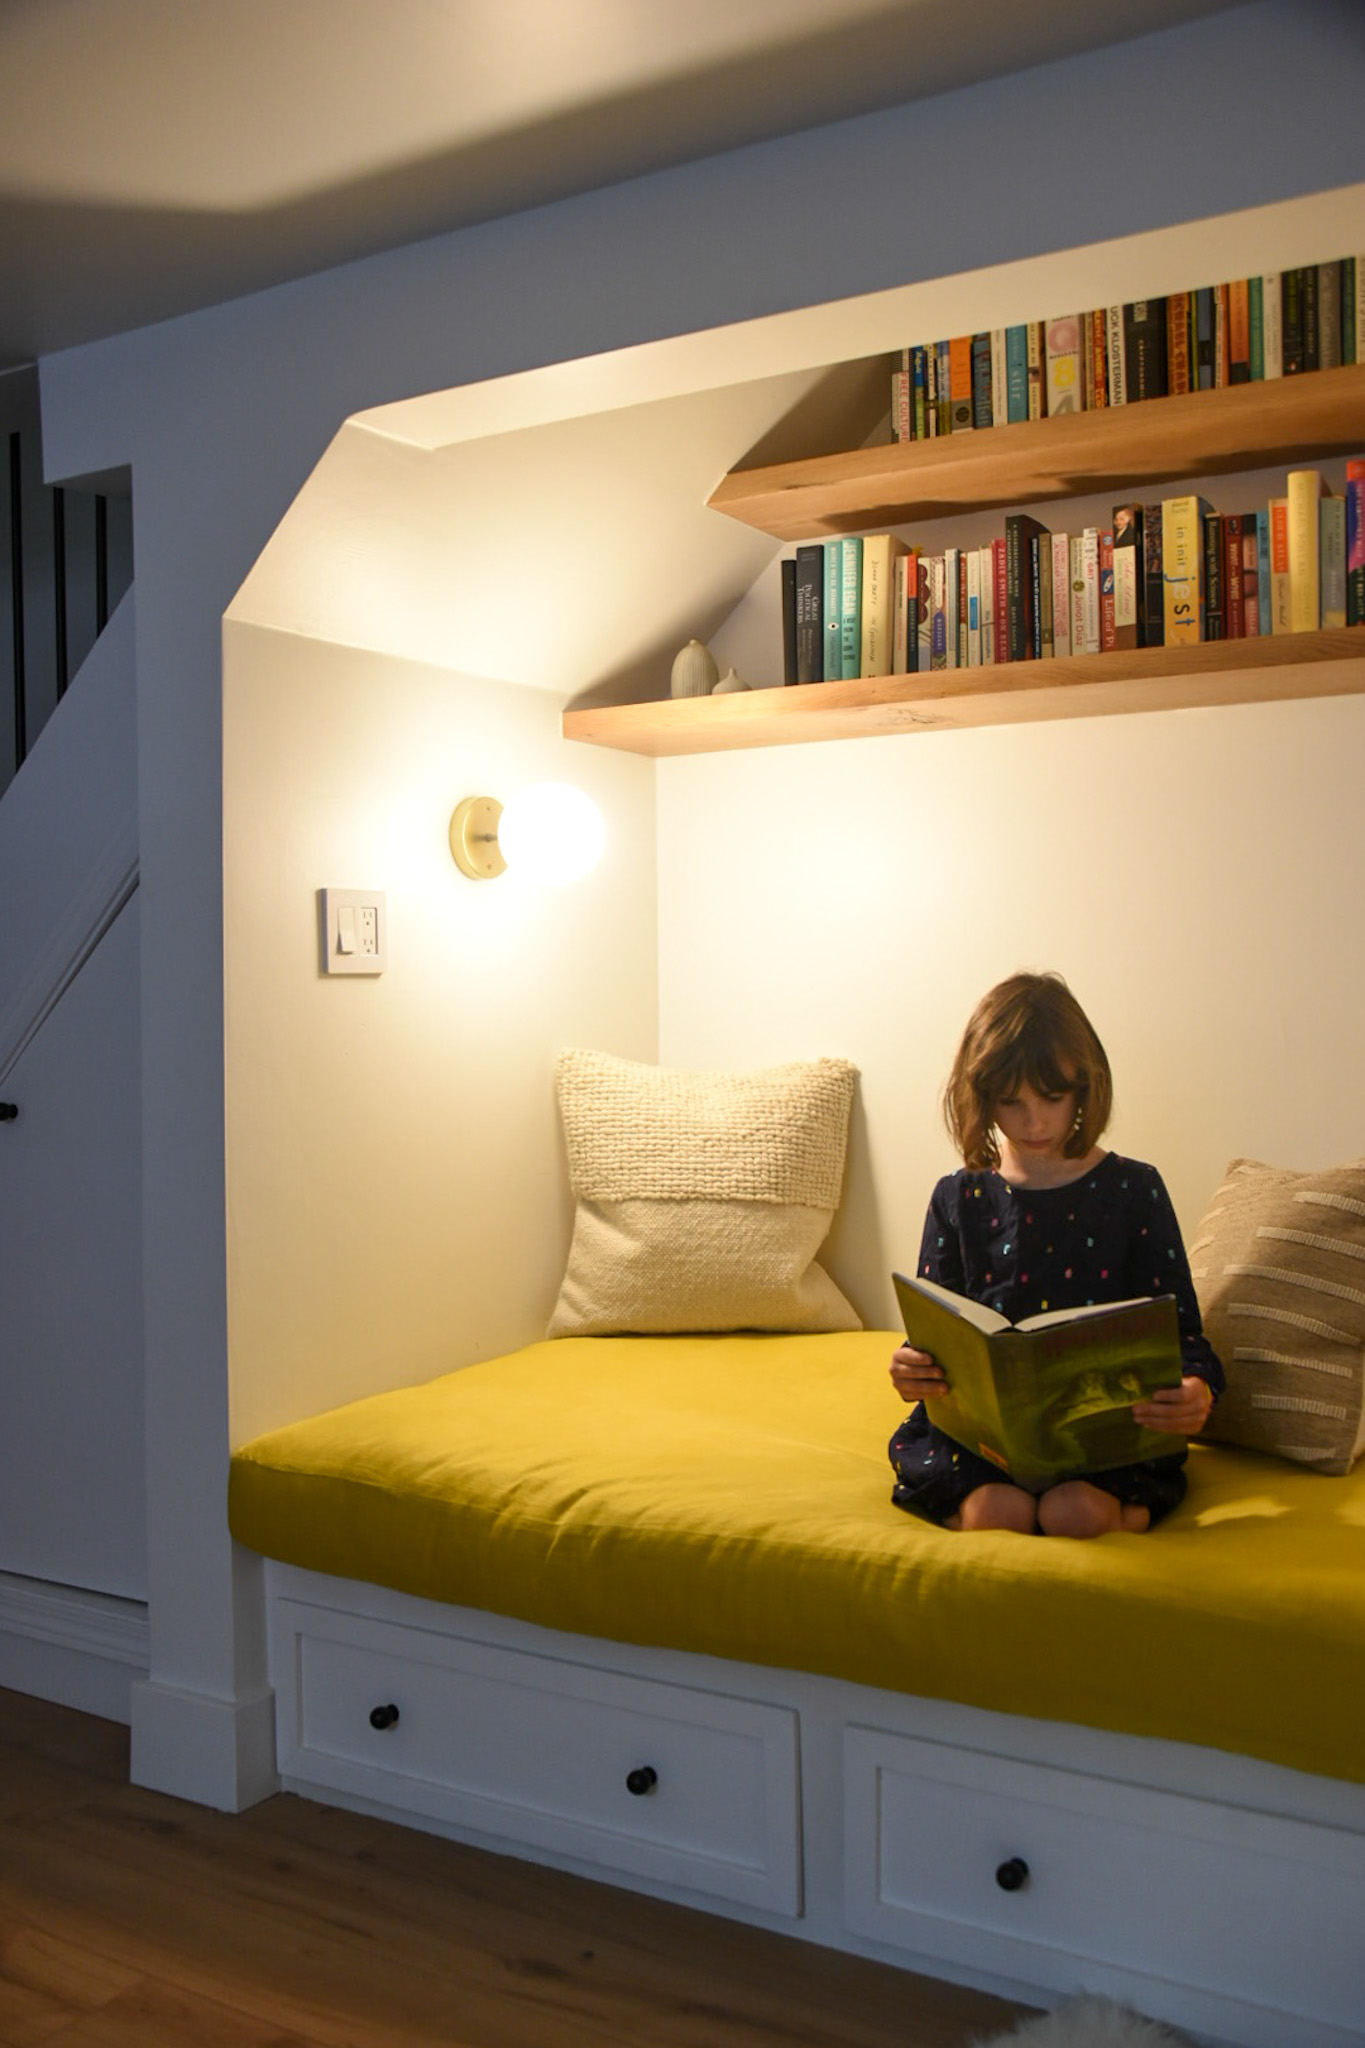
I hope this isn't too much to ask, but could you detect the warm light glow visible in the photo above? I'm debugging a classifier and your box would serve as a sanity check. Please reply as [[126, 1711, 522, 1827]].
[[497, 782, 604, 885]]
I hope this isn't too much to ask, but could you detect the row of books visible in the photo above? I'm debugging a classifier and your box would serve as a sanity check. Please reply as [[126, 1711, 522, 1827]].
[[779, 463, 1365, 682], [891, 259, 1365, 440]]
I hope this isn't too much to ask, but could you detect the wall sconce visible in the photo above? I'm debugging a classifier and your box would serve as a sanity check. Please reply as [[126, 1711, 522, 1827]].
[[449, 782, 605, 884]]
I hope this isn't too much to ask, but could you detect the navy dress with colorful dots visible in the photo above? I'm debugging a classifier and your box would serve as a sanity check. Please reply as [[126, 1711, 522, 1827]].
[[888, 1152, 1224, 1527]]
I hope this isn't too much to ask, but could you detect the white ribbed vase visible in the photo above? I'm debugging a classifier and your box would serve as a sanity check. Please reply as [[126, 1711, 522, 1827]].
[[670, 639, 719, 698]]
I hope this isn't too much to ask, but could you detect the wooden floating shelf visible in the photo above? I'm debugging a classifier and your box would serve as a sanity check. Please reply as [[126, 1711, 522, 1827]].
[[563, 631, 1365, 758], [706, 362, 1365, 540]]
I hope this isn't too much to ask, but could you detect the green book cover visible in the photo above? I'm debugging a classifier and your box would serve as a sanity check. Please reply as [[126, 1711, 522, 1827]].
[[823, 540, 843, 680], [839, 536, 863, 680], [892, 1270, 1184, 1491]]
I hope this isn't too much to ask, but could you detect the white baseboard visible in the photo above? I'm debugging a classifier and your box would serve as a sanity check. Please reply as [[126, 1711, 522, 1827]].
[[0, 1569, 149, 1723], [130, 1676, 279, 1812]]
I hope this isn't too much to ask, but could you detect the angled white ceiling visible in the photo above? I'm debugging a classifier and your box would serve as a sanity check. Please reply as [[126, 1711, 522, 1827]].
[[0, 0, 1236, 368]]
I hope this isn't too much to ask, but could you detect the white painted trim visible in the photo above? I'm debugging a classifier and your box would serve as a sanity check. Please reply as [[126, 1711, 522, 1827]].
[[129, 1677, 279, 1813], [0, 1568, 148, 1666], [0, 811, 139, 1084]]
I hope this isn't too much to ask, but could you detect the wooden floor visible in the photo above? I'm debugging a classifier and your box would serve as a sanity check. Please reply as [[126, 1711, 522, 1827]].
[[0, 1686, 1029, 2048]]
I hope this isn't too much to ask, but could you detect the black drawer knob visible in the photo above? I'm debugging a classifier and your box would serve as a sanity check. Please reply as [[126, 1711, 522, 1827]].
[[0, 1103, 17, 1122], [625, 1765, 658, 1796], [369, 1703, 400, 1730], [995, 1856, 1030, 1892]]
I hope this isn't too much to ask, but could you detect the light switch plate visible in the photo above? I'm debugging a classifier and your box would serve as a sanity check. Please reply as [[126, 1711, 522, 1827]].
[[320, 888, 387, 975]]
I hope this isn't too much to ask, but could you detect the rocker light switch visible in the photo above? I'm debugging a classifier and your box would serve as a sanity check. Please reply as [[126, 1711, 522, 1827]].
[[320, 889, 387, 975]]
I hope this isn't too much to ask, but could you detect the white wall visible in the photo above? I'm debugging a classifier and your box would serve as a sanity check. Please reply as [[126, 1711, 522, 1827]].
[[222, 622, 657, 1444], [657, 694, 1365, 1331], [26, 0, 1365, 1808]]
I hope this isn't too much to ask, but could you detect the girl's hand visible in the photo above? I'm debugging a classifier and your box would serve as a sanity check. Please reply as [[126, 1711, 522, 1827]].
[[1132, 1375, 1215, 1435], [890, 1345, 948, 1404]]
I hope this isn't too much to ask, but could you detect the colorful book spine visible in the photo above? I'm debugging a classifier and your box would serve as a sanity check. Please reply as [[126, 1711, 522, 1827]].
[[1347, 459, 1365, 627], [1005, 513, 1048, 661], [992, 539, 1009, 661], [1318, 262, 1341, 370], [1321, 495, 1347, 629], [1248, 277, 1264, 381], [1162, 495, 1209, 645], [1037, 535, 1054, 658], [1005, 326, 1029, 423], [1080, 526, 1101, 654], [1044, 314, 1083, 416], [1111, 505, 1142, 652], [957, 551, 970, 667], [966, 547, 982, 666], [1255, 510, 1273, 637], [1202, 511, 1224, 639], [1282, 270, 1305, 376], [1269, 498, 1292, 633], [1222, 515, 1244, 637], [780, 558, 797, 684], [1098, 529, 1116, 651], [949, 336, 974, 432], [944, 546, 961, 668], [911, 346, 929, 440], [979, 545, 996, 664], [1241, 520, 1260, 638], [1106, 305, 1127, 404], [937, 340, 952, 435], [1261, 273, 1282, 379], [1193, 287, 1216, 390], [1355, 263, 1365, 363], [1166, 293, 1191, 397], [1026, 322, 1045, 419], [1343, 260, 1356, 369], [1141, 502, 1165, 647], [1303, 267, 1320, 368], [893, 353, 912, 442], [839, 535, 863, 678], [929, 554, 948, 670], [990, 329, 1009, 427], [1287, 470, 1323, 632], [1228, 280, 1252, 382], [924, 343, 938, 437], [1030, 535, 1044, 659], [971, 333, 993, 429], [916, 556, 933, 671], [1069, 535, 1087, 655], [1091, 309, 1108, 408], [860, 535, 906, 677], [794, 543, 824, 683], [1125, 299, 1168, 400], [1213, 283, 1230, 386], [823, 541, 843, 680], [1050, 533, 1072, 658]]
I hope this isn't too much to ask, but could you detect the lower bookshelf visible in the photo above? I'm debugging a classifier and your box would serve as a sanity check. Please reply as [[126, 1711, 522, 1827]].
[[562, 630, 1365, 757]]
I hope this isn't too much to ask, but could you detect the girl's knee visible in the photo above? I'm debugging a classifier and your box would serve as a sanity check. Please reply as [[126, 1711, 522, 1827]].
[[1039, 1481, 1125, 1539], [959, 1483, 1038, 1534]]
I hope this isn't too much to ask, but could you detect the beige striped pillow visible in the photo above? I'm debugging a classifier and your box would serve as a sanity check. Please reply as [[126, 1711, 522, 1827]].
[[1191, 1157, 1365, 1474], [548, 1050, 861, 1337]]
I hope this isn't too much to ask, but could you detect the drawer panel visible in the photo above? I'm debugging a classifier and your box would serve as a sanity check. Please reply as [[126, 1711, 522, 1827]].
[[844, 1725, 1365, 2032], [272, 1599, 800, 1914]]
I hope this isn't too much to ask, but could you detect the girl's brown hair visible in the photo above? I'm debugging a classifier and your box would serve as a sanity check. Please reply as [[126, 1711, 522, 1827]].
[[944, 971, 1113, 1171]]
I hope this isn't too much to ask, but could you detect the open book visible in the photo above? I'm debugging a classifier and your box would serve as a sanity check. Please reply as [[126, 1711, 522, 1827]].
[[892, 1270, 1185, 1491]]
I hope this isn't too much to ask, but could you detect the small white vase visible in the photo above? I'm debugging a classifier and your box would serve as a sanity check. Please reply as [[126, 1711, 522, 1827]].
[[670, 639, 719, 699], [711, 667, 750, 694]]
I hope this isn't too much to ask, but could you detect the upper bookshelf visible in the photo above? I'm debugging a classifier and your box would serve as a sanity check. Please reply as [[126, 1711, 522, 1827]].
[[563, 361, 1365, 757], [706, 361, 1365, 540]]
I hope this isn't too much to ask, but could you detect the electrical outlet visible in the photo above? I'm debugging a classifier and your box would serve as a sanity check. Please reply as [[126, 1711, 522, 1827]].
[[320, 889, 387, 975]]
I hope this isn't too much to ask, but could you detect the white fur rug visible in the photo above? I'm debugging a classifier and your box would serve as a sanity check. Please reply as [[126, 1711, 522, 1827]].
[[971, 1995, 1196, 2048]]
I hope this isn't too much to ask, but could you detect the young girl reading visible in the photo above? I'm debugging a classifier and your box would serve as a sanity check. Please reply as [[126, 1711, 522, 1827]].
[[889, 971, 1223, 1538]]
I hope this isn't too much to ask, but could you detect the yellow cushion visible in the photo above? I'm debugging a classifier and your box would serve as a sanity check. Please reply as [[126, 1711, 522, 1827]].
[[547, 1050, 861, 1336], [230, 1332, 1365, 1786]]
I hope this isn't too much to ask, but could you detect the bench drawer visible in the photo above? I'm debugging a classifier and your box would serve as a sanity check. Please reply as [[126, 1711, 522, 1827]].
[[844, 1724, 1365, 2035], [271, 1598, 800, 1915]]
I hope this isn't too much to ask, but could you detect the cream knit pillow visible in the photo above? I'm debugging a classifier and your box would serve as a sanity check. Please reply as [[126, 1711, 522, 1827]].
[[548, 1050, 861, 1337], [1190, 1156, 1365, 1474]]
